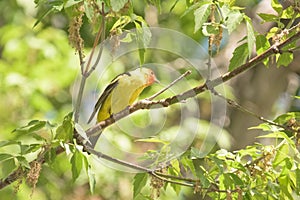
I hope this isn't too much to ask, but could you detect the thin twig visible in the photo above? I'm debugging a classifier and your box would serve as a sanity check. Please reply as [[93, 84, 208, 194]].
[[85, 26, 300, 136], [146, 70, 192, 101], [150, 171, 195, 187], [74, 3, 106, 123], [2, 22, 300, 191], [209, 88, 291, 131], [87, 3, 106, 76], [86, 146, 152, 172], [84, 4, 106, 75]]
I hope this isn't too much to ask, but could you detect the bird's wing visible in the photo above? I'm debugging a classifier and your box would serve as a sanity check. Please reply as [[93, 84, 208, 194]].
[[87, 79, 120, 123]]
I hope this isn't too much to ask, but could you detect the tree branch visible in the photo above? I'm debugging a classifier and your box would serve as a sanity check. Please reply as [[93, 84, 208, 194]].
[[74, 3, 106, 123], [2, 22, 300, 191], [86, 27, 300, 137]]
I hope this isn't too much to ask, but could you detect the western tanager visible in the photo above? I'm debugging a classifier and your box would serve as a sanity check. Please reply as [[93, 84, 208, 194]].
[[88, 67, 158, 124]]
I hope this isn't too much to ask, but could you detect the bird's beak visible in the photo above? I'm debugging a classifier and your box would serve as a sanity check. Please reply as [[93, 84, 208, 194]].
[[154, 76, 160, 84]]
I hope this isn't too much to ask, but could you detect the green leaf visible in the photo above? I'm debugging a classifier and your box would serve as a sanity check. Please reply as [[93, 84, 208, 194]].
[[83, 0, 95, 22], [273, 142, 289, 167], [249, 123, 275, 132], [87, 165, 96, 194], [256, 34, 270, 65], [133, 19, 151, 65], [209, 156, 225, 173], [110, 15, 131, 31], [170, 159, 180, 175], [256, 35, 270, 54], [194, 3, 211, 33], [33, 7, 55, 28], [181, 2, 201, 18], [191, 147, 204, 159], [70, 149, 84, 182], [278, 173, 293, 199], [110, 0, 128, 12], [202, 24, 220, 36], [276, 52, 293, 67], [133, 173, 148, 199], [226, 10, 243, 33], [271, 0, 283, 14], [273, 112, 300, 124], [0, 153, 14, 162], [296, 168, 300, 195], [45, 147, 57, 165], [0, 141, 20, 148], [1, 158, 17, 179], [245, 16, 255, 58], [55, 112, 74, 141], [181, 155, 196, 176], [258, 13, 279, 22], [135, 137, 169, 145], [195, 165, 211, 188], [228, 173, 244, 186], [13, 120, 47, 134], [20, 143, 42, 155], [228, 43, 249, 71], [16, 156, 30, 168]]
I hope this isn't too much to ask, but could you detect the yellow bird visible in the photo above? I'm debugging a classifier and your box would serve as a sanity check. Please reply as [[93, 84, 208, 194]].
[[88, 67, 158, 124]]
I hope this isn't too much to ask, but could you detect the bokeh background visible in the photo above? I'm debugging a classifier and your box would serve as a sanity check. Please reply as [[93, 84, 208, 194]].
[[1, 0, 300, 199]]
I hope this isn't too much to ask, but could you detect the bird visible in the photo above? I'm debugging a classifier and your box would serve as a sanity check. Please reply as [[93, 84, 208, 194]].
[[87, 67, 158, 147]]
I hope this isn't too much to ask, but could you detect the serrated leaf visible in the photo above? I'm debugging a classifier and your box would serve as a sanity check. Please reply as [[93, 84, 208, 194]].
[[273, 112, 300, 124], [256, 35, 271, 55], [278, 173, 293, 199], [226, 10, 243, 33], [56, 113, 74, 141], [194, 3, 211, 33], [195, 166, 211, 188], [245, 16, 255, 58], [134, 20, 151, 65], [16, 156, 30, 168], [1, 158, 17, 179], [276, 52, 293, 67], [13, 120, 47, 134], [271, 0, 283, 14], [256, 35, 270, 65], [257, 132, 295, 148], [111, 0, 128, 12], [228, 43, 249, 71], [181, 155, 196, 176], [133, 173, 148, 199], [170, 159, 180, 175], [70, 150, 84, 182]]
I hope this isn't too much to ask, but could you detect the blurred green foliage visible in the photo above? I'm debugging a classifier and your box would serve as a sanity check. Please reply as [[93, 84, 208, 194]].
[[1, 0, 300, 200]]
